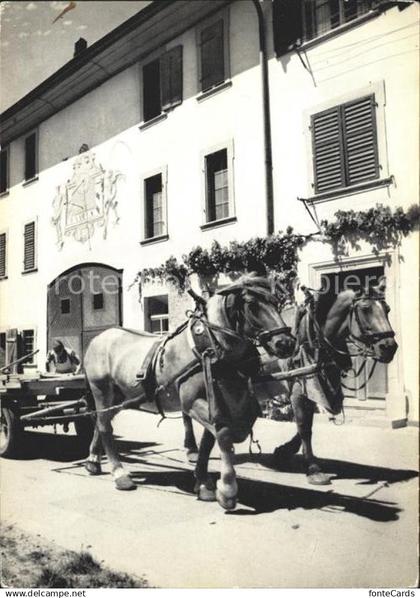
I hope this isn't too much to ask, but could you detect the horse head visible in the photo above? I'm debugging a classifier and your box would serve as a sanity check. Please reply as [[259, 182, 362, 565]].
[[217, 273, 295, 358], [348, 279, 398, 363], [323, 279, 397, 364]]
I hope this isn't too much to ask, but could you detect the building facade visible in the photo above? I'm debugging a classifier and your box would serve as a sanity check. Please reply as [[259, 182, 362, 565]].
[[0, 0, 418, 426]]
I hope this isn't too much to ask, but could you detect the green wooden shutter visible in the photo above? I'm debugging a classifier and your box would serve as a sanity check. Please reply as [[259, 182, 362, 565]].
[[342, 95, 379, 186], [200, 20, 225, 92], [311, 107, 345, 193], [0, 233, 6, 278], [24, 221, 36, 271], [161, 45, 183, 110]]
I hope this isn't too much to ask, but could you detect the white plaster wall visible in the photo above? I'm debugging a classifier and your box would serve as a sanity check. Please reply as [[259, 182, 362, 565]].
[[267, 2, 419, 422], [0, 2, 265, 365]]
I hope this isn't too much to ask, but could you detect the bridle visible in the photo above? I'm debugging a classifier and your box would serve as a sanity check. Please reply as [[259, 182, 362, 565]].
[[220, 285, 293, 353], [347, 295, 395, 348], [303, 291, 395, 392]]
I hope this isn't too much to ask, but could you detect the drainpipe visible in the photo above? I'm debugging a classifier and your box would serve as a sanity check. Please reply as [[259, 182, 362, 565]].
[[251, 0, 274, 236]]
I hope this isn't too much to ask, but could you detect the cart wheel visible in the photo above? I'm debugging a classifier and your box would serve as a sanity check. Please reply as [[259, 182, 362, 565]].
[[0, 406, 23, 458], [74, 417, 94, 450]]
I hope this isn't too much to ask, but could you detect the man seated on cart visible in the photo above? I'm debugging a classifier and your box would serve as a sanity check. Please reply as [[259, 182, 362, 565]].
[[46, 339, 81, 374]]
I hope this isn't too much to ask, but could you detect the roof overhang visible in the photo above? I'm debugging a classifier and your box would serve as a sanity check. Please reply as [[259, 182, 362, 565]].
[[0, 0, 232, 145]]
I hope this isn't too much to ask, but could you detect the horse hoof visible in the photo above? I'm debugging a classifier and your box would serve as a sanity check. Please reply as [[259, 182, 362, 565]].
[[307, 468, 331, 486], [186, 449, 199, 463], [194, 479, 216, 502], [84, 460, 102, 476], [216, 488, 237, 511], [114, 474, 136, 491]]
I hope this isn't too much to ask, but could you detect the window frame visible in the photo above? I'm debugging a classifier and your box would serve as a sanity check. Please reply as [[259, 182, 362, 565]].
[[144, 294, 169, 335], [60, 297, 71, 315], [302, 0, 375, 43], [22, 218, 38, 274], [201, 140, 235, 228], [196, 9, 230, 96], [140, 166, 169, 244], [141, 44, 183, 124], [0, 145, 10, 195], [304, 81, 389, 201], [21, 328, 36, 364], [24, 129, 39, 183], [92, 292, 105, 311], [0, 229, 8, 280]]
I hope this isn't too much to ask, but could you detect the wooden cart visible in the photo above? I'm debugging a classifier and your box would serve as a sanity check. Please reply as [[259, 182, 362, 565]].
[[0, 371, 94, 458]]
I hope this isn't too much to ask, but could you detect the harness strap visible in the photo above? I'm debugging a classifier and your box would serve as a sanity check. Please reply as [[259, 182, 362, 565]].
[[202, 349, 219, 424]]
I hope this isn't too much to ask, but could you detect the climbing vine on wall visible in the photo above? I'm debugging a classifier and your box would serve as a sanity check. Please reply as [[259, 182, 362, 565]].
[[320, 204, 420, 258], [135, 203, 419, 303]]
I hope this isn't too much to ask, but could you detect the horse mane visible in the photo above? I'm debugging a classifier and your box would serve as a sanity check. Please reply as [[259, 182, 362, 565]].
[[217, 273, 275, 304]]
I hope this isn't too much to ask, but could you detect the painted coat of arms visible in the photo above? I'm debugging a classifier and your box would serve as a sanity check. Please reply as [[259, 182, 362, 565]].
[[52, 150, 124, 249]]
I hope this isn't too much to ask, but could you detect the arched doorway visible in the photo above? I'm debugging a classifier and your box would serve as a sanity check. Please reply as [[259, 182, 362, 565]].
[[47, 264, 122, 363]]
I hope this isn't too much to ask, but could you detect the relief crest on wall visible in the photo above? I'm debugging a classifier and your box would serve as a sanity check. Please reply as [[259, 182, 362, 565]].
[[52, 148, 125, 249]]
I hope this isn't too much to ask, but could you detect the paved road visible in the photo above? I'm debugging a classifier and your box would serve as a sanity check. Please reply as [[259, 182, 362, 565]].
[[1, 412, 418, 588]]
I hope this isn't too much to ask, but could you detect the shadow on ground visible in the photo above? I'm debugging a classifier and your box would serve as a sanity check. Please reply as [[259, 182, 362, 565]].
[[125, 464, 405, 522], [235, 452, 419, 485], [115, 449, 417, 523], [7, 431, 158, 462], [7, 433, 417, 524]]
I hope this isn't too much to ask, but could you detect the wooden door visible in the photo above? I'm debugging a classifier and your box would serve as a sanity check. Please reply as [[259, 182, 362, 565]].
[[322, 266, 387, 402], [80, 266, 122, 355], [47, 270, 83, 359], [47, 265, 122, 364]]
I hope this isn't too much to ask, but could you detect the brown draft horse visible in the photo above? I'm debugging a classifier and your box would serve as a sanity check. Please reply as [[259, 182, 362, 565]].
[[83, 274, 295, 509], [272, 280, 398, 485]]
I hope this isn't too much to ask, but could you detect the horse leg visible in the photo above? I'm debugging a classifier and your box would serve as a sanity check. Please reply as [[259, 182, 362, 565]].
[[291, 393, 330, 485], [90, 381, 135, 491], [194, 428, 216, 501], [183, 413, 199, 463], [215, 427, 237, 510], [84, 424, 103, 475]]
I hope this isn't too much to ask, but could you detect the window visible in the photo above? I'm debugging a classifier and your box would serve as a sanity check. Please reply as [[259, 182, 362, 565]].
[[144, 295, 169, 334], [311, 95, 379, 194], [144, 172, 166, 240], [205, 148, 231, 222], [273, 0, 394, 55], [21, 329, 35, 363], [198, 19, 227, 92], [25, 131, 38, 181], [143, 46, 183, 122], [93, 292, 104, 310], [0, 233, 6, 278], [303, 0, 372, 41], [0, 147, 9, 194], [23, 221, 37, 272], [60, 298, 71, 314]]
